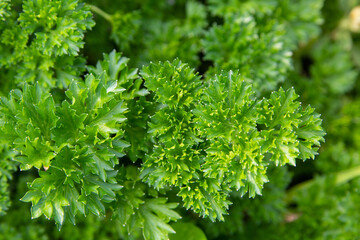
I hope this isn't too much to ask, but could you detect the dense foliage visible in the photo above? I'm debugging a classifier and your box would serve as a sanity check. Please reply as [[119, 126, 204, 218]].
[[0, 0, 358, 239]]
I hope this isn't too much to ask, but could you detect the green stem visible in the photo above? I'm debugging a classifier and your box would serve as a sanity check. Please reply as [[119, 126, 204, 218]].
[[228, 70, 232, 110], [88, 4, 113, 23], [286, 165, 360, 203], [334, 165, 360, 185]]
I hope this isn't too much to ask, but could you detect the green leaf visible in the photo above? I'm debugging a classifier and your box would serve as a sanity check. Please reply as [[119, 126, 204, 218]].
[[141, 198, 181, 240], [20, 190, 43, 204], [53, 194, 70, 227]]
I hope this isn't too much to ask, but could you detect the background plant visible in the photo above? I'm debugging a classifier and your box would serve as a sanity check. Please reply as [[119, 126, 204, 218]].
[[0, 0, 359, 240]]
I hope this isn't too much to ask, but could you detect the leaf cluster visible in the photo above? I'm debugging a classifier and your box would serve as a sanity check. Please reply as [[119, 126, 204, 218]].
[[0, 0, 339, 239]]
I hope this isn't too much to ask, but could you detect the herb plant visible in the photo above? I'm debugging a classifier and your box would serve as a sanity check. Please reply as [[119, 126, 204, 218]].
[[0, 0, 358, 240]]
